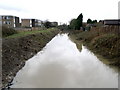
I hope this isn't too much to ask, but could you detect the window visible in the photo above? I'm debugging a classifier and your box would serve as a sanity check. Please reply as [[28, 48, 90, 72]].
[[4, 16, 7, 19], [8, 21, 11, 24], [3, 21, 11, 25], [3, 21, 6, 24], [3, 16, 5, 19], [3, 16, 12, 19], [6, 16, 12, 19]]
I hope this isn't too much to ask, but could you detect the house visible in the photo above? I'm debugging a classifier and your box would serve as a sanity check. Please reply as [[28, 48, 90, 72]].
[[34, 19, 42, 27], [103, 19, 120, 25], [0, 15, 20, 28], [51, 22, 58, 27], [21, 19, 42, 28], [21, 19, 32, 28]]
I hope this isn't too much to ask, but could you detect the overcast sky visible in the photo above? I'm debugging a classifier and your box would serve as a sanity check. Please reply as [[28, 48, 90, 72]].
[[0, 0, 119, 24]]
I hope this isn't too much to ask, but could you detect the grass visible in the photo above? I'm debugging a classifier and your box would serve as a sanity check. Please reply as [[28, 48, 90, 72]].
[[5, 28, 57, 39]]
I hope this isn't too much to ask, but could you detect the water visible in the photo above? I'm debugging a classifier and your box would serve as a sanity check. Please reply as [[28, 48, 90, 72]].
[[11, 33, 118, 88]]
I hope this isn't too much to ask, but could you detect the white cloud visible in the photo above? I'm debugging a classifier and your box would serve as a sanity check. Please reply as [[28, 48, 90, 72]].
[[0, 0, 119, 24]]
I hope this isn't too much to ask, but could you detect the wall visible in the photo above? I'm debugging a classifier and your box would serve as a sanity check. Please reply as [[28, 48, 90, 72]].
[[21, 19, 31, 27], [2, 16, 14, 28]]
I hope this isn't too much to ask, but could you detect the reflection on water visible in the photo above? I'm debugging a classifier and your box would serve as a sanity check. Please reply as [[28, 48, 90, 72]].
[[11, 33, 118, 88]]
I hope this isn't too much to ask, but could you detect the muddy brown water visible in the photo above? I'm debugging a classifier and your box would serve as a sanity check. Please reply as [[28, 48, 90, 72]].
[[10, 33, 118, 88]]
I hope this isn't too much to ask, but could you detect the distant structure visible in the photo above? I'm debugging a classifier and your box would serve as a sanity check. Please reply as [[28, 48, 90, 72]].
[[0, 15, 58, 31], [103, 19, 120, 25], [21, 19, 31, 27], [51, 22, 58, 27], [0, 15, 20, 28], [21, 19, 42, 28], [34, 19, 42, 27]]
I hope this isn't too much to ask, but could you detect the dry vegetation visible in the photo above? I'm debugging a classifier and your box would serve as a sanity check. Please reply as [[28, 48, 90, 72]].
[[2, 26, 18, 37], [2, 28, 59, 88], [70, 26, 120, 68]]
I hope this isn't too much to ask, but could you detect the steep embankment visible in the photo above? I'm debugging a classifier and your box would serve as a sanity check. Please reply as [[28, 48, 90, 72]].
[[2, 29, 59, 88], [69, 26, 120, 69]]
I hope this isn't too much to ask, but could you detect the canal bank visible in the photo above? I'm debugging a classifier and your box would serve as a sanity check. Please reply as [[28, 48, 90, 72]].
[[69, 26, 120, 69], [10, 33, 118, 88], [2, 28, 59, 88]]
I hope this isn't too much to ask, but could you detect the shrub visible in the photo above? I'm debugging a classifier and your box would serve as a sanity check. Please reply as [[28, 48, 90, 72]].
[[2, 26, 17, 37]]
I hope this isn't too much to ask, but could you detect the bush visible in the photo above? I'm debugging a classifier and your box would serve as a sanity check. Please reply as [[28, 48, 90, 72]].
[[2, 26, 17, 37]]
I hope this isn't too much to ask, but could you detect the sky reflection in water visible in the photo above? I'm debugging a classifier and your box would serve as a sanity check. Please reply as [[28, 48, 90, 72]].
[[11, 33, 118, 88]]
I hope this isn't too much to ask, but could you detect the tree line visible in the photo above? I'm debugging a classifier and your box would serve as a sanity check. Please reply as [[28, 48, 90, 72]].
[[43, 13, 98, 30], [69, 13, 98, 30]]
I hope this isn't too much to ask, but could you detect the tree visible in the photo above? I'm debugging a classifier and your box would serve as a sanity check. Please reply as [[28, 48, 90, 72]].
[[92, 20, 97, 23], [76, 13, 83, 30], [58, 23, 69, 30], [99, 20, 102, 22], [87, 19, 92, 24], [43, 21, 52, 28], [69, 19, 77, 30], [69, 13, 83, 30], [87, 19, 97, 24]]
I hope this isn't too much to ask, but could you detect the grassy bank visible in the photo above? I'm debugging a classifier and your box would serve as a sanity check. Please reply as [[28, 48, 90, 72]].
[[2, 28, 59, 88], [69, 26, 120, 69], [4, 28, 57, 38]]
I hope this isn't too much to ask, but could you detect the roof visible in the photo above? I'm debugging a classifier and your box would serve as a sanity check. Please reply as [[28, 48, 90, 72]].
[[104, 19, 120, 25], [104, 19, 120, 21], [0, 15, 18, 17], [21, 18, 41, 21]]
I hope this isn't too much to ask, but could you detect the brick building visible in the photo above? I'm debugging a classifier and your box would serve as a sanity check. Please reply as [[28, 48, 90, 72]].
[[0, 15, 20, 28], [21, 19, 42, 28]]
